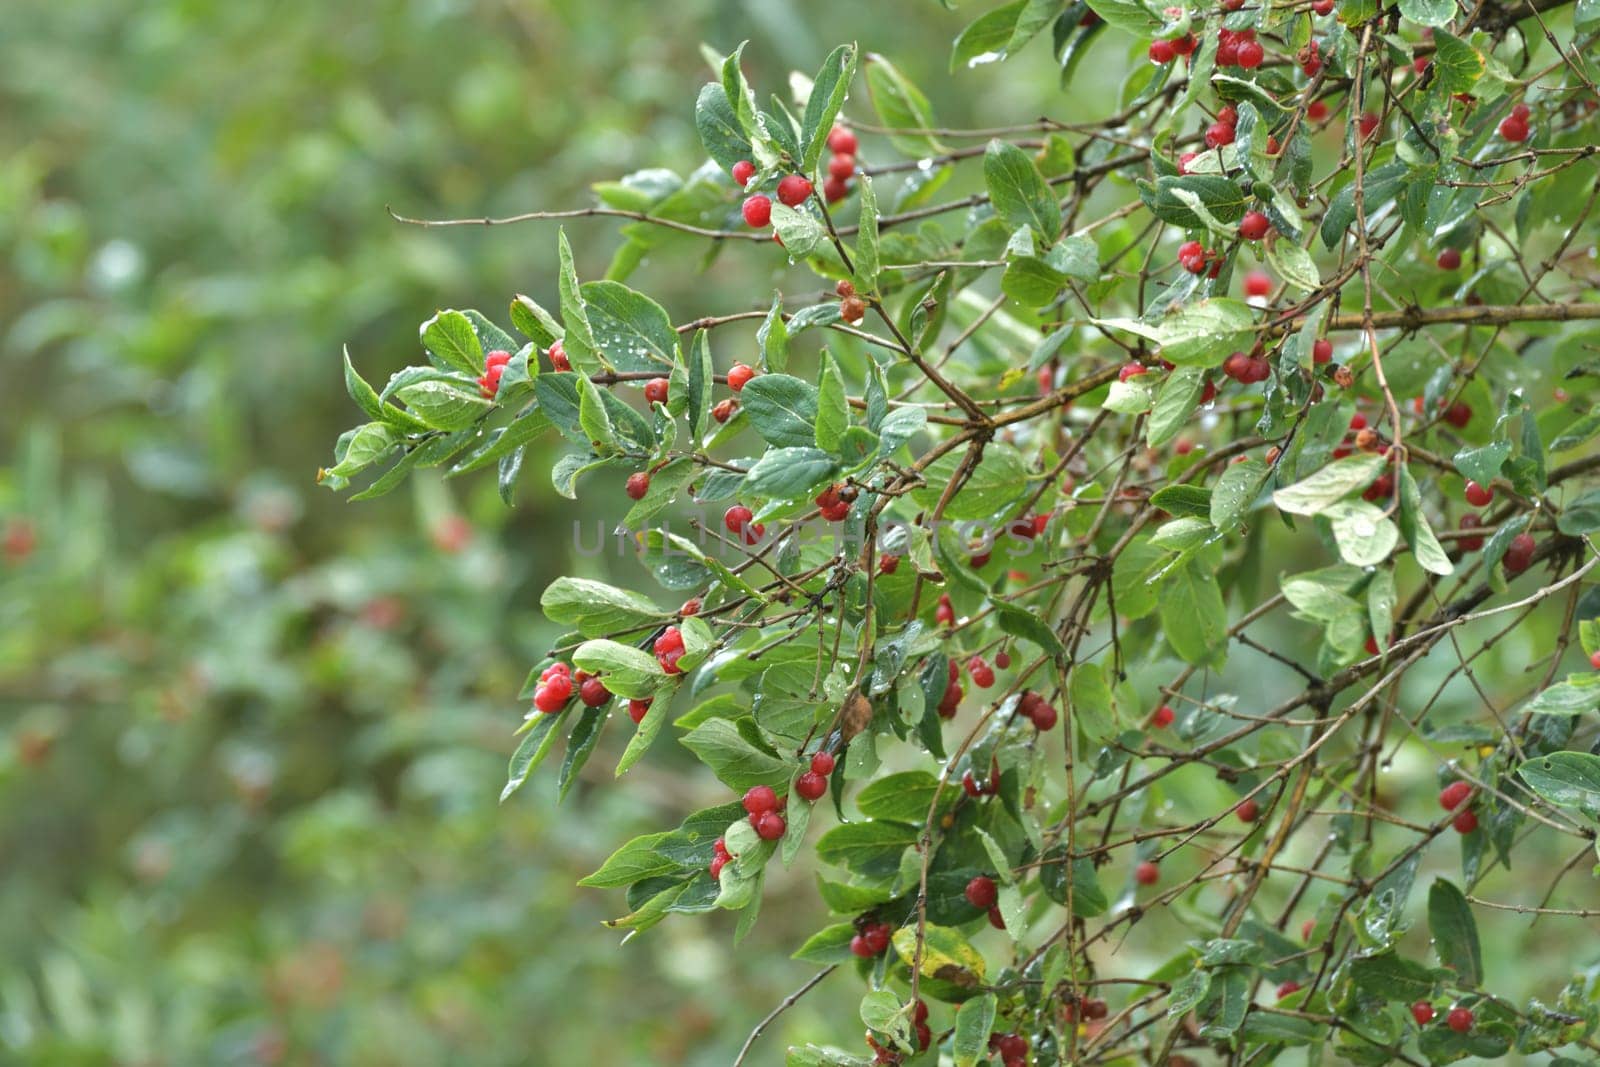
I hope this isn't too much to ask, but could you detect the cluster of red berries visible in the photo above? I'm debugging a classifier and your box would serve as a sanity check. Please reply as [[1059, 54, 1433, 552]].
[[532, 661, 612, 714], [547, 338, 571, 371], [654, 625, 686, 674], [1215, 27, 1264, 69], [1017, 689, 1059, 731], [1147, 32, 1197, 65], [709, 836, 734, 879], [742, 784, 788, 840], [1177, 239, 1223, 277], [1499, 102, 1533, 142], [823, 125, 859, 204], [837, 278, 867, 324], [1205, 103, 1241, 149], [1439, 779, 1478, 834], [937, 659, 964, 718], [966, 655, 996, 688], [849, 917, 895, 958], [737, 165, 814, 229], [794, 749, 836, 801], [1297, 40, 1322, 77], [722, 504, 765, 545], [477, 349, 512, 398], [988, 1032, 1030, 1067], [816, 482, 853, 521]]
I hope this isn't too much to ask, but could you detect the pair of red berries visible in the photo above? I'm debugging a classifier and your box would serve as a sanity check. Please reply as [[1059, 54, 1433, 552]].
[[655, 625, 685, 674], [722, 504, 765, 545], [1177, 238, 1223, 276], [709, 836, 733, 879], [1298, 40, 1322, 77], [849, 918, 893, 958], [547, 338, 571, 371], [935, 592, 955, 626], [1204, 103, 1240, 149], [966, 655, 996, 689], [1215, 27, 1264, 69], [1439, 779, 1478, 833], [737, 176, 814, 229], [962, 768, 1001, 797], [823, 126, 858, 204], [1222, 350, 1272, 384], [1017, 690, 1059, 731], [1499, 102, 1532, 142], [989, 1032, 1029, 1067], [794, 749, 836, 802], [1147, 33, 1197, 65], [477, 349, 514, 397], [1415, 1004, 1473, 1032], [743, 784, 788, 840], [816, 483, 851, 521], [937, 659, 965, 719]]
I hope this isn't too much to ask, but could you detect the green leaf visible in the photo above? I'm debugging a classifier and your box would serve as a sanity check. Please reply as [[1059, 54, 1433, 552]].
[[580, 280, 677, 372], [686, 330, 714, 440], [1160, 559, 1227, 665], [1083, 0, 1160, 35], [1102, 378, 1153, 414], [1140, 174, 1249, 229], [1398, 467, 1454, 576], [680, 718, 792, 791], [325, 421, 400, 478], [1518, 751, 1600, 815], [771, 202, 826, 258], [1156, 299, 1256, 366], [579, 832, 682, 887], [1454, 441, 1510, 485], [953, 994, 997, 1067], [1321, 162, 1408, 250], [1273, 453, 1386, 515], [816, 351, 850, 453], [394, 381, 492, 431], [758, 293, 789, 372], [1211, 458, 1268, 533], [1431, 31, 1485, 94], [909, 444, 1029, 519], [695, 82, 754, 172], [1520, 678, 1600, 717], [855, 175, 881, 292], [1269, 242, 1320, 291], [994, 603, 1066, 658], [1399, 0, 1454, 24], [541, 577, 664, 637], [1150, 484, 1212, 518], [1147, 366, 1206, 448], [745, 447, 839, 501], [571, 639, 669, 699], [1557, 488, 1600, 535], [877, 406, 926, 459], [791, 923, 860, 964], [742, 373, 821, 448], [1349, 952, 1438, 1003], [984, 140, 1060, 241], [1427, 879, 1482, 986], [501, 712, 565, 802], [420, 309, 485, 376], [575, 374, 617, 452], [557, 229, 604, 371], [816, 820, 919, 878], [889, 923, 986, 984], [951, 1, 1027, 71], [615, 693, 671, 776], [511, 293, 563, 348], [1325, 501, 1400, 567], [1068, 661, 1118, 743], [801, 44, 859, 172], [558, 708, 607, 803], [856, 771, 948, 822], [864, 54, 944, 157]]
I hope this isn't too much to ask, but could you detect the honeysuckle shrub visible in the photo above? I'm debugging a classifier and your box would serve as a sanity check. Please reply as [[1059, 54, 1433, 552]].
[[329, 2, 1600, 1062]]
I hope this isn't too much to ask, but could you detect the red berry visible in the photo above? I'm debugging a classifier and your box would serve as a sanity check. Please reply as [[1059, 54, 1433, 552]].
[[822, 176, 850, 203], [995, 650, 1012, 669], [1590, 650, 1600, 670], [723, 504, 760, 544], [810, 750, 835, 776], [727, 363, 756, 391], [1236, 39, 1264, 68], [1464, 481, 1493, 507], [776, 175, 814, 207], [849, 934, 873, 958], [1149, 38, 1177, 64], [1029, 701, 1059, 731], [913, 999, 929, 1025], [743, 785, 779, 815], [877, 553, 900, 575], [1437, 247, 1462, 270], [1135, 860, 1160, 885], [579, 675, 611, 708], [1511, 102, 1531, 120], [1312, 0, 1334, 11], [826, 126, 858, 155], [485, 349, 512, 368], [1412, 1002, 1436, 1025], [965, 875, 998, 909], [1308, 99, 1329, 121], [1444, 401, 1472, 428], [1452, 809, 1479, 834], [1152, 704, 1175, 728], [826, 154, 856, 183], [1439, 781, 1473, 810], [710, 854, 728, 879], [1302, 919, 1317, 941], [1244, 270, 1272, 297], [1459, 513, 1485, 552], [962, 771, 983, 797], [1358, 111, 1381, 139], [753, 810, 786, 840], [712, 397, 738, 423], [862, 923, 890, 954], [1172, 32, 1197, 55], [1498, 116, 1529, 142], [742, 194, 772, 228], [628, 698, 652, 724], [935, 593, 955, 625], [967, 656, 995, 689], [1119, 361, 1148, 382], [996, 1034, 1029, 1059], [1277, 980, 1301, 999], [1313, 338, 1334, 363], [626, 472, 650, 500], [1446, 1007, 1474, 1033], [1503, 532, 1536, 574], [1206, 121, 1236, 148], [987, 905, 1006, 930], [1239, 211, 1271, 240], [547, 338, 571, 371], [731, 160, 756, 186], [1365, 635, 1381, 656], [795, 771, 828, 801], [644, 377, 669, 405], [533, 680, 569, 713], [1216, 105, 1238, 126], [1236, 798, 1261, 822]]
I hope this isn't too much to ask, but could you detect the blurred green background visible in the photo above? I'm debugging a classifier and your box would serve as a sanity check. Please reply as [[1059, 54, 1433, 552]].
[[0, 2, 1069, 1063]]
